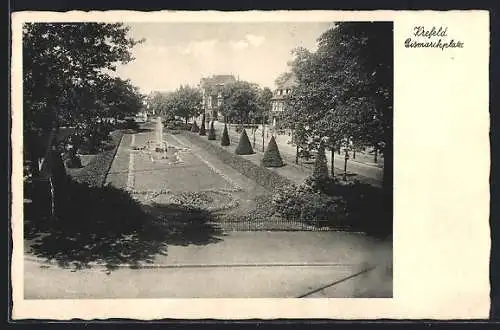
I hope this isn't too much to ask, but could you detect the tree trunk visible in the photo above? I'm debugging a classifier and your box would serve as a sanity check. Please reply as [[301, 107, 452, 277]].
[[296, 145, 299, 164], [353, 149, 356, 159], [374, 148, 378, 163], [331, 149, 335, 178], [382, 141, 393, 237]]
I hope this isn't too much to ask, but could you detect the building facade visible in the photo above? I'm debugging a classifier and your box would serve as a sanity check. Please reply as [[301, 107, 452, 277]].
[[199, 74, 237, 122], [270, 73, 296, 129]]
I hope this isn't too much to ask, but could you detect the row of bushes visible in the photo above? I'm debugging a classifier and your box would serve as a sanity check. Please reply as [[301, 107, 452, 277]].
[[183, 132, 293, 192], [72, 130, 124, 187]]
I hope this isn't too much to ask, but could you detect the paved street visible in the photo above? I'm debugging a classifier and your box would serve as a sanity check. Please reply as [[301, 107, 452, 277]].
[[25, 232, 392, 299], [25, 123, 392, 299]]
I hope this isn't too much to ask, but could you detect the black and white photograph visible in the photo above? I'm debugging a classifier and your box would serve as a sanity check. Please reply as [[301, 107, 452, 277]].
[[11, 10, 490, 320], [21, 19, 393, 299]]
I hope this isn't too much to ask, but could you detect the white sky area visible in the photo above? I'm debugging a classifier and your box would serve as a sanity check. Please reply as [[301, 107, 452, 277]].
[[114, 22, 335, 94]]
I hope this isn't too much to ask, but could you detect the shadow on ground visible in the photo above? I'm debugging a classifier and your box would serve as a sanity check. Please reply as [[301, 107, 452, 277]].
[[24, 180, 224, 273]]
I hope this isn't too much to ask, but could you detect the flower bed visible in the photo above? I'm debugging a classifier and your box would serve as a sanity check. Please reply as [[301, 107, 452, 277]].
[[183, 132, 293, 192], [150, 190, 240, 212], [72, 130, 124, 187]]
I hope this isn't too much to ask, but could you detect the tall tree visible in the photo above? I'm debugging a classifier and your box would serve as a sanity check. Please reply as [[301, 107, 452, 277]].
[[23, 23, 143, 134], [219, 81, 260, 125], [285, 23, 393, 187], [257, 87, 273, 123], [172, 85, 203, 124], [96, 77, 144, 121]]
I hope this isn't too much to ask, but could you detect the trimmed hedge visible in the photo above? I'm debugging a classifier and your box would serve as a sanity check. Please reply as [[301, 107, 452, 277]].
[[73, 130, 124, 187], [184, 132, 293, 192]]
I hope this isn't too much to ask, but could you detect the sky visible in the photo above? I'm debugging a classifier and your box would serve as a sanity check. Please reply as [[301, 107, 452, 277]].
[[114, 22, 335, 94]]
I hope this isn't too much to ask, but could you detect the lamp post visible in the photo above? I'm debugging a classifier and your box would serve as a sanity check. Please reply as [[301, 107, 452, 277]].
[[262, 114, 265, 152], [249, 110, 256, 149], [343, 148, 349, 181]]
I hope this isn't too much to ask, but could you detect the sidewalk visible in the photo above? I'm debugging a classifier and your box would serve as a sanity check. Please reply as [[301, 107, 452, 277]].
[[220, 122, 384, 165], [212, 122, 382, 187]]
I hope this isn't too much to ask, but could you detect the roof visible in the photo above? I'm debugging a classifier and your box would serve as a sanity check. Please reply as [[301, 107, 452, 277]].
[[200, 74, 236, 87]]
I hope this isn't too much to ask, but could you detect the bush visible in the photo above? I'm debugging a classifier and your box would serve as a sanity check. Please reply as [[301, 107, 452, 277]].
[[323, 180, 390, 238], [199, 114, 206, 136], [64, 149, 82, 168], [124, 118, 139, 130], [261, 136, 284, 167], [166, 121, 190, 130], [307, 142, 329, 191], [221, 123, 230, 146], [271, 179, 391, 236], [207, 121, 216, 140], [191, 121, 199, 133], [272, 183, 346, 227], [234, 129, 254, 155], [281, 178, 390, 237]]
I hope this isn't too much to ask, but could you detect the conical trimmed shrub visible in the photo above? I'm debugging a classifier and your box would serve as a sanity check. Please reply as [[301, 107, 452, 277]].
[[235, 129, 254, 155], [221, 123, 230, 146], [305, 141, 329, 191], [191, 120, 199, 133], [207, 121, 216, 140], [312, 142, 329, 181], [199, 114, 206, 136], [262, 136, 284, 167]]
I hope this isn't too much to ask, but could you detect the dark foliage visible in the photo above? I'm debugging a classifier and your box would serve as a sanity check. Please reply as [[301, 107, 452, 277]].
[[307, 142, 329, 190], [191, 120, 199, 133], [207, 121, 216, 140], [234, 129, 254, 155], [64, 149, 82, 168], [199, 114, 206, 136], [261, 136, 284, 167], [272, 179, 391, 238]]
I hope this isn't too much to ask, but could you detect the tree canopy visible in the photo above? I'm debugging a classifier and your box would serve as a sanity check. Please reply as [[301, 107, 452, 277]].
[[147, 85, 202, 122], [218, 81, 272, 124], [284, 22, 393, 154], [23, 23, 143, 133]]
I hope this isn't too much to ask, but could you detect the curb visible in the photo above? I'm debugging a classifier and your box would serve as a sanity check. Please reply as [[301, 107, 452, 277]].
[[24, 255, 364, 270]]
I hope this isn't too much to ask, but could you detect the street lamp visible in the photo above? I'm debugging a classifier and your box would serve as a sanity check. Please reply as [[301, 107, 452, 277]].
[[249, 110, 256, 149]]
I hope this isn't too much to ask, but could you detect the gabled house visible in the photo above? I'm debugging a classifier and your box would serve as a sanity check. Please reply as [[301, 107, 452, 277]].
[[270, 73, 296, 129], [199, 74, 236, 122]]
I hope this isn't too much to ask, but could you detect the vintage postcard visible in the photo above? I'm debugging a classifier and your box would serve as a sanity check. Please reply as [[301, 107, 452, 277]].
[[10, 10, 490, 320]]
